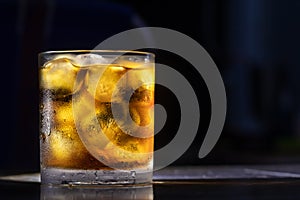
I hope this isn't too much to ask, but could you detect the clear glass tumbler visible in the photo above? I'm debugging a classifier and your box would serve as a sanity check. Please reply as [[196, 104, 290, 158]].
[[38, 50, 155, 185]]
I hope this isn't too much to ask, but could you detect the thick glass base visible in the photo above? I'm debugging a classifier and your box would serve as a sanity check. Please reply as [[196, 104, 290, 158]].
[[41, 168, 152, 185], [41, 183, 153, 200]]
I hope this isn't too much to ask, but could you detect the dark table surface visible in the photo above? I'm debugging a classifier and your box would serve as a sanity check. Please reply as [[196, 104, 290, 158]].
[[1, 164, 300, 200]]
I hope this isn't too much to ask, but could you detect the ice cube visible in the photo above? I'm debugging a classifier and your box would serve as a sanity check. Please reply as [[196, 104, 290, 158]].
[[53, 100, 74, 126], [48, 129, 98, 168], [86, 65, 127, 102], [111, 85, 154, 139], [40, 58, 84, 96], [48, 100, 87, 162], [126, 67, 155, 95], [99, 141, 153, 169], [115, 55, 151, 69], [95, 103, 153, 153], [75, 53, 112, 67], [130, 85, 155, 106], [47, 114, 88, 166], [72, 90, 110, 152], [129, 104, 152, 126], [96, 102, 127, 143], [75, 111, 109, 151]]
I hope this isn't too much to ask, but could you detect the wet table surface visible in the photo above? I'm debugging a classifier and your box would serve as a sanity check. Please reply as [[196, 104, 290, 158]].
[[1, 164, 300, 199]]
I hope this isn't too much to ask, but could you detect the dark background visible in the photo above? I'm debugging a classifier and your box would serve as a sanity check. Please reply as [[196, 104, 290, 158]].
[[1, 0, 300, 172]]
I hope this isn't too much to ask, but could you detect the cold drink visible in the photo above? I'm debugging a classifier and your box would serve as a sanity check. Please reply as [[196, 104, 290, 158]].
[[39, 51, 154, 185]]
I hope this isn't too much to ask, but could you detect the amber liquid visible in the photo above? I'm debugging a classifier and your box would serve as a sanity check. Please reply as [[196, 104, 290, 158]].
[[39, 57, 154, 171]]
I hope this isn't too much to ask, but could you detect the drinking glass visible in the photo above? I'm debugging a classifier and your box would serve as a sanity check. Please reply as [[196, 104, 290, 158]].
[[39, 50, 155, 185]]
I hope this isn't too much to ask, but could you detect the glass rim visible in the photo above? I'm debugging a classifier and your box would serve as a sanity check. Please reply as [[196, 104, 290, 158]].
[[38, 50, 155, 58]]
